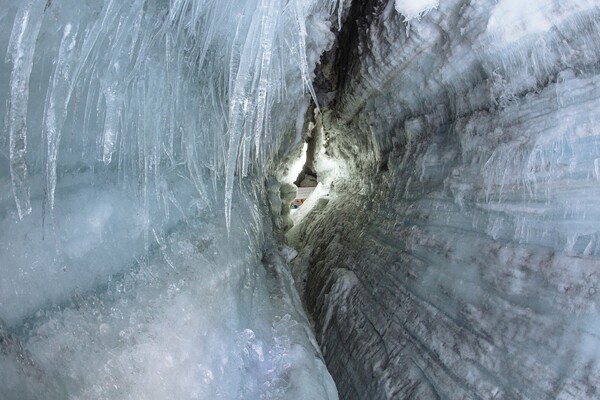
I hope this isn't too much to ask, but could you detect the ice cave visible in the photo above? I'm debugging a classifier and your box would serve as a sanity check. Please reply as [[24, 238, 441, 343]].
[[1, 0, 600, 398]]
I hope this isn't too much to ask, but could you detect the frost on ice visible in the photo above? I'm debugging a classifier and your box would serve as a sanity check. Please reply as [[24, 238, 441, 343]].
[[394, 0, 439, 20]]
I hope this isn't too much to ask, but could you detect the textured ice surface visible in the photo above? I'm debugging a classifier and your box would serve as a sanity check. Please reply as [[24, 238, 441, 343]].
[[0, 0, 340, 398], [0, 198, 337, 399], [0, 179, 145, 326], [289, 0, 600, 399]]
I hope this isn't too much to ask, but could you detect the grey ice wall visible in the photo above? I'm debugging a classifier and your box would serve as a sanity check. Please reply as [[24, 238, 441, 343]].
[[290, 0, 600, 398]]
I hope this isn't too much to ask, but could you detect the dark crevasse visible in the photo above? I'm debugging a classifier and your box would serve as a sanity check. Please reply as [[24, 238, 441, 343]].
[[287, 0, 600, 399]]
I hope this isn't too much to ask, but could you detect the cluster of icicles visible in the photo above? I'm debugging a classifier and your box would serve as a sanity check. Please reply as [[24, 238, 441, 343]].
[[5, 0, 344, 229]]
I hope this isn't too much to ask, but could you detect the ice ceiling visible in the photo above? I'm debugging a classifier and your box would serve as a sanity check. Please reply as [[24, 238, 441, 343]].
[[1, 0, 600, 399]]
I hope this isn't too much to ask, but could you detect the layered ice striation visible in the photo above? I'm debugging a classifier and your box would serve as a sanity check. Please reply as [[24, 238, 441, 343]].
[[0, 0, 342, 398], [289, 0, 600, 399]]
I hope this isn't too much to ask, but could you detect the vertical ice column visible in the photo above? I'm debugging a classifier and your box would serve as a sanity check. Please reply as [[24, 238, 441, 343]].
[[225, 0, 277, 233], [101, 82, 122, 164], [6, 0, 46, 219], [251, 1, 276, 161], [293, 0, 320, 110], [45, 24, 79, 211]]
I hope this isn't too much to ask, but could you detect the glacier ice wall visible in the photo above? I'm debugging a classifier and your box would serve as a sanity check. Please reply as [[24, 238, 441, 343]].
[[289, 0, 600, 398], [0, 0, 342, 398], [5, 0, 600, 398]]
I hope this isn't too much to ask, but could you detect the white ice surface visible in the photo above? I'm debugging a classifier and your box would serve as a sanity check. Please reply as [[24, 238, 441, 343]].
[[394, 0, 439, 20], [487, 0, 599, 43]]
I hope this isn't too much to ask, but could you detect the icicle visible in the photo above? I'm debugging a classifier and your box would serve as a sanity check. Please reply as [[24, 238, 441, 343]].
[[44, 24, 78, 211], [70, 0, 124, 86], [252, 0, 277, 161], [1, 0, 343, 233], [152, 228, 178, 272], [293, 0, 320, 111], [6, 0, 46, 219], [224, 2, 264, 233], [101, 83, 122, 164], [185, 136, 210, 207]]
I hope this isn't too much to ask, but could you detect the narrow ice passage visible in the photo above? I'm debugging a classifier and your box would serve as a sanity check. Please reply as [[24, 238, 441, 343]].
[[3, 0, 600, 399]]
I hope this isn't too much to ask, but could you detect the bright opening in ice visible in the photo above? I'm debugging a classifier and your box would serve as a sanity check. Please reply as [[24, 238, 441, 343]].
[[283, 143, 309, 186], [289, 136, 345, 223]]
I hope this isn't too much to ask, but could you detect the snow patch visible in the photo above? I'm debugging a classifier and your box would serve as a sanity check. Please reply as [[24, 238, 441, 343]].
[[487, 0, 598, 43], [394, 0, 439, 20]]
